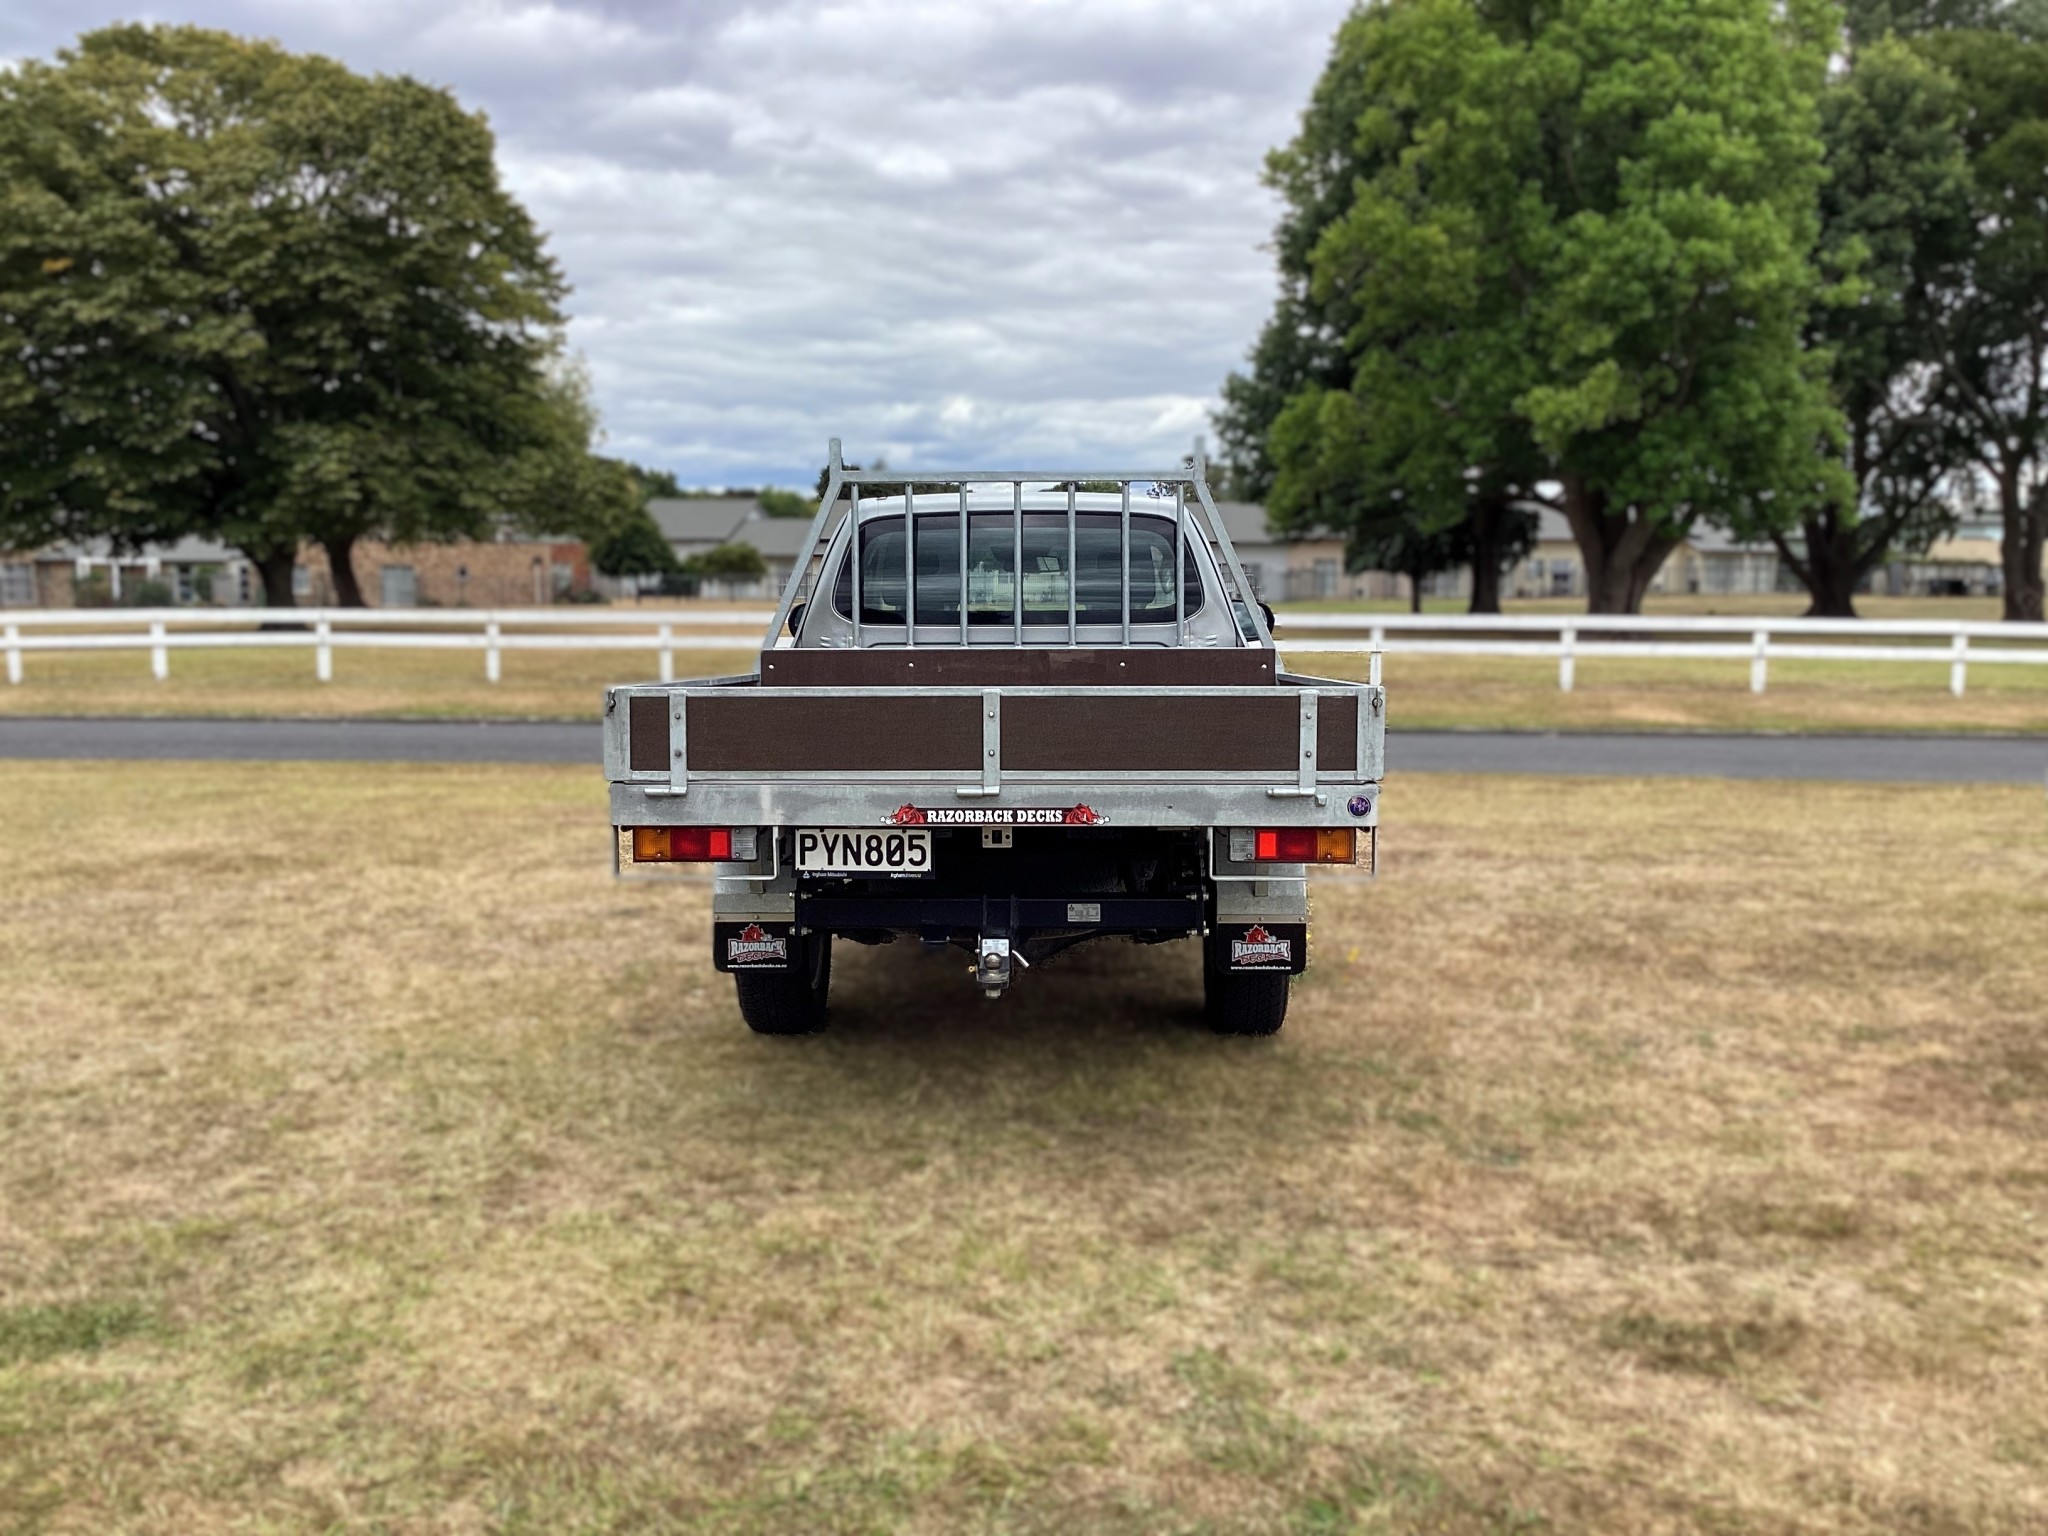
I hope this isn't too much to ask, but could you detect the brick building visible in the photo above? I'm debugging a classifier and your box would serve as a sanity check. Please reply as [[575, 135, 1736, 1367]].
[[296, 537, 591, 607], [2, 534, 590, 609]]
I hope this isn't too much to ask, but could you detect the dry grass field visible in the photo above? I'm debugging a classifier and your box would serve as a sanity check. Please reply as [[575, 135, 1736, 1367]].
[[3, 642, 2045, 734], [2, 764, 2046, 1535]]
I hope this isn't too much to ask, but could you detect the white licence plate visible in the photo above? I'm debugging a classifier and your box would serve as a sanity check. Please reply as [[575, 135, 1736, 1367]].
[[796, 827, 934, 876]]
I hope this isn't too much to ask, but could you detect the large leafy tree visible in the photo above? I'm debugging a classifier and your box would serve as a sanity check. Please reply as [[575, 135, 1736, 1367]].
[[1782, 39, 1977, 616], [1909, 28, 2048, 619], [1234, 0, 1848, 615], [0, 25, 574, 605], [1845, 0, 2048, 43], [1220, 4, 1536, 612]]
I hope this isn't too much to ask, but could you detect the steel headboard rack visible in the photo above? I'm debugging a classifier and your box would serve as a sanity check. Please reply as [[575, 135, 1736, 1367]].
[[761, 439, 1276, 650]]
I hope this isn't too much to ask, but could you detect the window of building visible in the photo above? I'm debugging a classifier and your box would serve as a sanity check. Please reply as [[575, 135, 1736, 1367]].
[[0, 562, 34, 607], [292, 565, 312, 598], [380, 565, 419, 607], [173, 566, 195, 604], [1241, 562, 1264, 597], [1312, 558, 1338, 599]]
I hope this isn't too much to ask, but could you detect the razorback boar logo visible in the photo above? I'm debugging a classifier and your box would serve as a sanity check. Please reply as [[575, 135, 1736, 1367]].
[[726, 923, 788, 966], [1062, 804, 1104, 825], [889, 804, 928, 825], [1230, 925, 1292, 968]]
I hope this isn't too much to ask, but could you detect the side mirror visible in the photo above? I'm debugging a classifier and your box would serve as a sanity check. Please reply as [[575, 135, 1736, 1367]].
[[787, 602, 808, 638], [1259, 601, 1278, 636]]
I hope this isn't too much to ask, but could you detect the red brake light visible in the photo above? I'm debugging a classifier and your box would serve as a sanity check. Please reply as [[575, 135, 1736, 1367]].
[[1250, 828, 1355, 864], [632, 827, 732, 862]]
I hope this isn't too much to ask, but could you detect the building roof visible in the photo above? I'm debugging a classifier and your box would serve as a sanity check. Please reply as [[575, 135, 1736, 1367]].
[[646, 498, 756, 544], [1207, 501, 1279, 549], [727, 510, 819, 559]]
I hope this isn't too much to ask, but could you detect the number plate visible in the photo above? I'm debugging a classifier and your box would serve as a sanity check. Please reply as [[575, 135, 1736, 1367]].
[[796, 827, 934, 876]]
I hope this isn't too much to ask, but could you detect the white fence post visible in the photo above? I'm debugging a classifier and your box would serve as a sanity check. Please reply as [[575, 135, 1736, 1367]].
[[315, 617, 333, 682], [1558, 627, 1576, 693], [4, 623, 20, 685], [659, 622, 675, 684], [484, 617, 501, 683], [149, 621, 168, 681], [1750, 629, 1769, 694], [1951, 632, 1968, 697]]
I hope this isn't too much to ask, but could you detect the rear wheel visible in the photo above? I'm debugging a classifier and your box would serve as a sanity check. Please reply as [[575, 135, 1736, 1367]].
[[1203, 942, 1290, 1036], [735, 932, 832, 1035]]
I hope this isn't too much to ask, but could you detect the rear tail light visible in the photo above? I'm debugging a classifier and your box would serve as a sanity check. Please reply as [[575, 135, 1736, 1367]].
[[1251, 828, 1356, 864], [633, 826, 733, 863]]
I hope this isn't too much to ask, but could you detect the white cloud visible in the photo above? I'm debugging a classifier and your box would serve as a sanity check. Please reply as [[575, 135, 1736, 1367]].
[[1, 0, 1349, 486]]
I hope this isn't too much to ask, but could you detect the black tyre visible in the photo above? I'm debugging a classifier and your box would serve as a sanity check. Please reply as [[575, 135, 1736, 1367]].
[[1203, 946, 1290, 1036], [735, 932, 832, 1035]]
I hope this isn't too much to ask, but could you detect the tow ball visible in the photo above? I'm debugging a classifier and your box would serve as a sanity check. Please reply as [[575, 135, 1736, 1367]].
[[973, 937, 1028, 999]]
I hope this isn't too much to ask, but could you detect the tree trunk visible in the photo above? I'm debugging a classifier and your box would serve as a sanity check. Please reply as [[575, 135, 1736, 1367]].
[[1792, 509, 1861, 619], [1559, 475, 1681, 615], [1467, 492, 1507, 615], [321, 536, 366, 608], [1407, 569, 1424, 614], [2000, 462, 2045, 622], [255, 548, 297, 609]]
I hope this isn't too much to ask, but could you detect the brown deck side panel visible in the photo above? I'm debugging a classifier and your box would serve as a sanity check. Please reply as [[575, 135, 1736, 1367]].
[[1316, 693, 1359, 775], [1004, 695, 1298, 773], [689, 694, 981, 772], [761, 648, 1275, 688], [628, 695, 670, 772]]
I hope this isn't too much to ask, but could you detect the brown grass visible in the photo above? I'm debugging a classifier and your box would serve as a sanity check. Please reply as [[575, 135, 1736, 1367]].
[[2, 765, 2046, 1533], [5, 640, 2046, 736]]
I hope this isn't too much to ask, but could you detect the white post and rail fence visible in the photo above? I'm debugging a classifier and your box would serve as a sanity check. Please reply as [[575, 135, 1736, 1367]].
[[2, 608, 2045, 697]]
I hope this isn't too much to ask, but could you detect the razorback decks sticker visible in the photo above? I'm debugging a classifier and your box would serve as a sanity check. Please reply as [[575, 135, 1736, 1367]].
[[717, 922, 791, 970], [1226, 923, 1308, 973], [889, 804, 1105, 827]]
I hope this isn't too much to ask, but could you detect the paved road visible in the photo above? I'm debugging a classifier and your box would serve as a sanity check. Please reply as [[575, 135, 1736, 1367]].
[[1, 716, 2041, 783]]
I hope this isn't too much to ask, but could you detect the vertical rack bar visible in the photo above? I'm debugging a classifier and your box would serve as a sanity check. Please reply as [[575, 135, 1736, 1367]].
[[1066, 482, 1078, 646], [903, 483, 916, 646], [851, 487, 863, 650], [1119, 481, 1131, 645], [958, 485, 970, 646], [764, 438, 845, 647], [1012, 481, 1023, 644], [1174, 482, 1186, 646]]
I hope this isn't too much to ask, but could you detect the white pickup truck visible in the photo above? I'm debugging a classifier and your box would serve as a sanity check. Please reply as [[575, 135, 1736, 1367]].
[[604, 442, 1384, 1036]]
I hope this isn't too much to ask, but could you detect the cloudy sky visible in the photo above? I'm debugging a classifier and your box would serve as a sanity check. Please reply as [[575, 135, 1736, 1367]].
[[3, 1, 1351, 489]]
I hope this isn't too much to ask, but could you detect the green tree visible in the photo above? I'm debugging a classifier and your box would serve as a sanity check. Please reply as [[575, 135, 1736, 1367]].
[[0, 25, 570, 606], [618, 462, 683, 500], [684, 542, 768, 582], [757, 488, 814, 519], [1845, 0, 2048, 45], [1780, 40, 1977, 616], [1245, 0, 1848, 615], [589, 511, 679, 579], [1910, 28, 2048, 619]]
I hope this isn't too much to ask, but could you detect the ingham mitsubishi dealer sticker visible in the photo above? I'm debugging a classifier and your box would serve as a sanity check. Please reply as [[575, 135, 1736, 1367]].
[[1230, 925, 1293, 968], [888, 804, 1106, 827], [725, 924, 789, 967]]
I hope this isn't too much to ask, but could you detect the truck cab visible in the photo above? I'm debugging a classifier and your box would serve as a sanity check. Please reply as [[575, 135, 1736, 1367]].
[[604, 443, 1383, 1037]]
